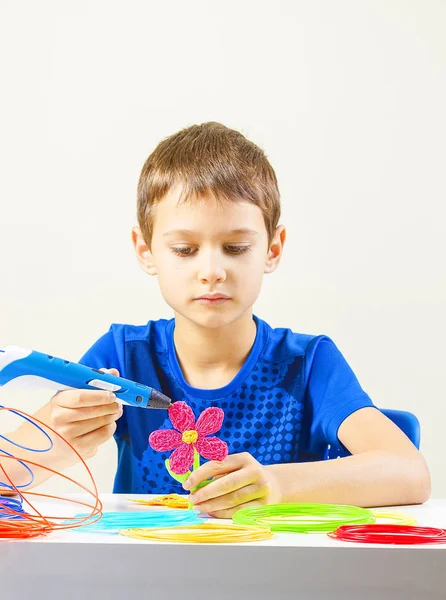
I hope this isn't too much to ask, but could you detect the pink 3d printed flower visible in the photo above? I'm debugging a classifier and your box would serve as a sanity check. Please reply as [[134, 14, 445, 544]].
[[149, 401, 228, 475]]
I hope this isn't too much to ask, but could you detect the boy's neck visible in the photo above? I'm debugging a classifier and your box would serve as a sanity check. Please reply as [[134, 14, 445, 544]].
[[172, 311, 257, 385]]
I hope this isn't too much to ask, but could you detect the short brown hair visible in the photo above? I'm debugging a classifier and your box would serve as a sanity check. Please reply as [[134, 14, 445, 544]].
[[137, 122, 280, 247]]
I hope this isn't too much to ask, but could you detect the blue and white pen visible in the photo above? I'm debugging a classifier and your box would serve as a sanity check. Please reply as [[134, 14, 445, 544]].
[[0, 346, 172, 409]]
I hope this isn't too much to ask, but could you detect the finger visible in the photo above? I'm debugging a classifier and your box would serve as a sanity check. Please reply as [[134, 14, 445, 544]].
[[189, 468, 256, 505], [192, 483, 265, 515], [208, 499, 264, 520], [55, 390, 118, 409], [183, 454, 248, 490], [67, 412, 121, 438], [75, 422, 117, 456], [99, 368, 120, 377], [53, 402, 122, 424]]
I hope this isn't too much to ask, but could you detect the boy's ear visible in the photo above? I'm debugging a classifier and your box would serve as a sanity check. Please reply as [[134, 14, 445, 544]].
[[132, 226, 157, 275], [264, 225, 286, 274]]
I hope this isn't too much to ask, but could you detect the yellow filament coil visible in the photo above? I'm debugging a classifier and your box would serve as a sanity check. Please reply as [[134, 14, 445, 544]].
[[129, 494, 189, 509], [372, 510, 417, 526], [119, 522, 273, 543]]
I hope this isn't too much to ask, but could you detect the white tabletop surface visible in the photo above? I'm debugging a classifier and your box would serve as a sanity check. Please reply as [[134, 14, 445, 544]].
[[1, 494, 446, 600]]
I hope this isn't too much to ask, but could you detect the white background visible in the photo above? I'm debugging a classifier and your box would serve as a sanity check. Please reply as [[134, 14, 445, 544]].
[[0, 0, 444, 496]]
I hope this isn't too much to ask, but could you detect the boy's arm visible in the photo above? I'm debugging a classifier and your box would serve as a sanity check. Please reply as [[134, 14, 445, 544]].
[[0, 402, 76, 493], [0, 375, 122, 494], [267, 407, 430, 506], [184, 407, 430, 517]]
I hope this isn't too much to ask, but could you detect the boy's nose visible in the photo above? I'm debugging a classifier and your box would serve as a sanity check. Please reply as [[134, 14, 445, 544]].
[[197, 253, 227, 284]]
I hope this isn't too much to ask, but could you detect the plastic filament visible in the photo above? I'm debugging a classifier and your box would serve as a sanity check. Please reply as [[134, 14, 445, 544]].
[[119, 522, 274, 543], [328, 524, 446, 545], [71, 509, 201, 533], [0, 405, 102, 539], [129, 494, 189, 509], [0, 495, 27, 520], [232, 503, 376, 533], [371, 510, 417, 526]]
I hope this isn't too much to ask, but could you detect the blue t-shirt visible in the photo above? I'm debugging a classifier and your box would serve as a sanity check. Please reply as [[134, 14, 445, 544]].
[[79, 314, 374, 493]]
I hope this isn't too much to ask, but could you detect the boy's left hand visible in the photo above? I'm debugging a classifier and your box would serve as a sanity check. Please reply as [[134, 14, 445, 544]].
[[183, 452, 282, 518]]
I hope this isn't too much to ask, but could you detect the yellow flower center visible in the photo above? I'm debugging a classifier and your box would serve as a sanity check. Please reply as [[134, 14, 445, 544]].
[[182, 430, 198, 444]]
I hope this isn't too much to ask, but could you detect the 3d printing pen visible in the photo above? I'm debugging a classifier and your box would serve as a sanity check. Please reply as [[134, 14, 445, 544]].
[[0, 346, 172, 409]]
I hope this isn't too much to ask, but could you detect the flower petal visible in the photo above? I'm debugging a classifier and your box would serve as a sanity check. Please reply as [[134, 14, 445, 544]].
[[168, 401, 196, 433], [195, 407, 225, 436], [149, 429, 182, 452], [169, 442, 195, 475], [194, 436, 228, 462]]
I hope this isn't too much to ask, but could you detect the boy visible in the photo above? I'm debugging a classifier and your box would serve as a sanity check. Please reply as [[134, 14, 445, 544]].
[[2, 122, 430, 517]]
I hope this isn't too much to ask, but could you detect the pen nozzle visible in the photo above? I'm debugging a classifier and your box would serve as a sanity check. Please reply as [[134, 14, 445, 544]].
[[148, 389, 172, 409]]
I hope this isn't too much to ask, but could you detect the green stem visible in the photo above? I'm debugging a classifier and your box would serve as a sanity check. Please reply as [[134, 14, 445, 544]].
[[193, 448, 200, 471], [188, 449, 201, 509]]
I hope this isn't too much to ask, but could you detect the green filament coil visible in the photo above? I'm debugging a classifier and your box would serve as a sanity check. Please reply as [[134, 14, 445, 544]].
[[232, 503, 376, 533]]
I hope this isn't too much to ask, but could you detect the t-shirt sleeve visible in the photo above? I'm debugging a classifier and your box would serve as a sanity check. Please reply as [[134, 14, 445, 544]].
[[78, 326, 123, 373], [306, 337, 375, 448]]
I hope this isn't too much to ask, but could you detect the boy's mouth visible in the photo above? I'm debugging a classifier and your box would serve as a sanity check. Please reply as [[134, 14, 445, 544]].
[[194, 293, 231, 305], [194, 297, 230, 305]]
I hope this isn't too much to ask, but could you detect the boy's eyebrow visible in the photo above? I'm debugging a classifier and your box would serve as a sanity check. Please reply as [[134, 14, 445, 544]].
[[162, 228, 259, 237]]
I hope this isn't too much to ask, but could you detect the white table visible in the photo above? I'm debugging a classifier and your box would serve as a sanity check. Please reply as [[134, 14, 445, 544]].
[[1, 494, 445, 600]]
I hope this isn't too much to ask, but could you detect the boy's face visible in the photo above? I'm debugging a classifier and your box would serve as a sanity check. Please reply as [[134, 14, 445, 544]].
[[133, 185, 285, 329]]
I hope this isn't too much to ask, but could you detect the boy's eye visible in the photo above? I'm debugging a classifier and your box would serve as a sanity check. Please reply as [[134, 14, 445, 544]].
[[171, 246, 251, 257], [225, 245, 251, 255], [171, 247, 196, 257]]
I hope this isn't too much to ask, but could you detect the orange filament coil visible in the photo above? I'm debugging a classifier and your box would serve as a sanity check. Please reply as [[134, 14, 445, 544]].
[[0, 406, 102, 539]]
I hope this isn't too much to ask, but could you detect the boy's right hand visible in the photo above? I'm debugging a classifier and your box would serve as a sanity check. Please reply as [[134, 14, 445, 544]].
[[49, 368, 123, 459]]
